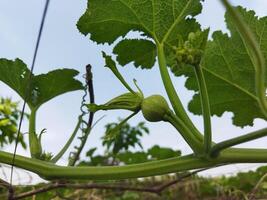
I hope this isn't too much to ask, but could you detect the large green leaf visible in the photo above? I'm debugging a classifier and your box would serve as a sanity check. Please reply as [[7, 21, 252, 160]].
[[113, 39, 156, 69], [32, 69, 84, 108], [78, 0, 202, 65], [78, 0, 202, 43], [0, 58, 84, 110], [175, 7, 267, 127]]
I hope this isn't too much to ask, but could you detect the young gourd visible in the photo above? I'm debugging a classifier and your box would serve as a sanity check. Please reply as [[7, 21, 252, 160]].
[[88, 93, 172, 123], [141, 95, 171, 122]]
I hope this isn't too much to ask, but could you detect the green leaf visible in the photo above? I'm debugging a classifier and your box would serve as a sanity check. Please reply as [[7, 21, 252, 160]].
[[0, 97, 26, 149], [78, 0, 202, 67], [148, 145, 181, 160], [78, 0, 202, 43], [0, 58, 84, 110], [175, 7, 267, 127], [32, 69, 84, 109], [117, 151, 148, 164], [113, 39, 156, 69], [0, 59, 30, 101], [86, 147, 97, 158], [102, 120, 149, 154]]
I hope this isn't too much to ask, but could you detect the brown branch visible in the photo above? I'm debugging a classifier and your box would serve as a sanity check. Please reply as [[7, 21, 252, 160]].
[[153, 168, 206, 192], [12, 182, 156, 200], [248, 172, 267, 200], [70, 64, 95, 166], [0, 177, 10, 188], [11, 167, 211, 200]]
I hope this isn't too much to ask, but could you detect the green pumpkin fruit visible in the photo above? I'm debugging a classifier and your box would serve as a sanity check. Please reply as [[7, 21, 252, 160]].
[[141, 95, 170, 122]]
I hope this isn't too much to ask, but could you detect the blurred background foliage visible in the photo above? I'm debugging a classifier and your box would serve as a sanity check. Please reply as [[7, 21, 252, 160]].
[[1, 108, 267, 199], [0, 97, 26, 149]]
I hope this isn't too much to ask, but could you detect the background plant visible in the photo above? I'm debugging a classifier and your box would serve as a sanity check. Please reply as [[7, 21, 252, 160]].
[[0, 0, 266, 187], [79, 120, 181, 166], [0, 97, 26, 149]]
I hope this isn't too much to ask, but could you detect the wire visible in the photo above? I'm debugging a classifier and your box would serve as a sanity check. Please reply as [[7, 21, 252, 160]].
[[8, 0, 50, 199]]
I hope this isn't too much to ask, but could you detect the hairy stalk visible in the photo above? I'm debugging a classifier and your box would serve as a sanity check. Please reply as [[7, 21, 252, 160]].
[[164, 112, 203, 153], [221, 0, 267, 118], [211, 128, 267, 157], [28, 108, 42, 159], [51, 116, 83, 163], [194, 65, 212, 154], [156, 44, 204, 147], [102, 52, 135, 94], [1, 147, 267, 180]]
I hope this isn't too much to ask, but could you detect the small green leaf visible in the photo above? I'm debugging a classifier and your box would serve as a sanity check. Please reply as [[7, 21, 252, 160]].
[[0, 119, 10, 126], [86, 147, 97, 158], [148, 145, 181, 160], [103, 124, 121, 141], [113, 39, 156, 69], [102, 120, 149, 155], [0, 97, 26, 149], [0, 58, 84, 110], [117, 152, 148, 164]]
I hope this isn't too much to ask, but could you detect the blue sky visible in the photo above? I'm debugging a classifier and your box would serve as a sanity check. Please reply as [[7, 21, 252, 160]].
[[0, 0, 267, 182]]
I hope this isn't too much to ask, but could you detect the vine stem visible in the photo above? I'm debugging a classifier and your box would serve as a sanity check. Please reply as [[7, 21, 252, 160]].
[[51, 115, 83, 163], [221, 0, 267, 118], [211, 128, 267, 157], [1, 148, 267, 180], [194, 65, 212, 154], [28, 108, 42, 159], [156, 44, 204, 151]]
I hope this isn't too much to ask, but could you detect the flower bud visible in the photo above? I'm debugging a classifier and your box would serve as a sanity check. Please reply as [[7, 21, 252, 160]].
[[87, 92, 143, 113], [141, 95, 171, 122], [172, 29, 209, 68]]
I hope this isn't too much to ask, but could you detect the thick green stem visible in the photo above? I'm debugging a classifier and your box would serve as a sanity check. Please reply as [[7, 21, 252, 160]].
[[29, 108, 42, 159], [221, 0, 267, 118], [29, 109, 36, 137], [164, 112, 203, 153], [156, 44, 204, 146], [1, 147, 267, 180], [211, 128, 267, 157], [194, 65, 212, 154], [51, 115, 83, 163]]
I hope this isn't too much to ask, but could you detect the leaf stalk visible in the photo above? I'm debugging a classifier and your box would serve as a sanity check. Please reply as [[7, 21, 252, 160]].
[[211, 128, 267, 157], [221, 0, 267, 118], [164, 112, 203, 153], [194, 65, 212, 154], [156, 44, 204, 148], [51, 115, 83, 163], [1, 147, 267, 180]]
